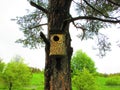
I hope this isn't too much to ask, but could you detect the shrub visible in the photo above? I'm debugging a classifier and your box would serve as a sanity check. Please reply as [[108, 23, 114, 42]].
[[106, 76, 120, 86], [71, 50, 96, 76], [72, 68, 97, 90], [2, 55, 32, 90]]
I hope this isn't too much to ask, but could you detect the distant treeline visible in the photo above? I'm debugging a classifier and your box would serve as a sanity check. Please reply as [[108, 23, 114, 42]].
[[29, 67, 43, 73], [98, 73, 120, 77]]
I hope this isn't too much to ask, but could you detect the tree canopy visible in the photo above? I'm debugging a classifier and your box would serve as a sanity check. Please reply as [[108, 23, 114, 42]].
[[2, 55, 32, 90], [14, 0, 120, 56]]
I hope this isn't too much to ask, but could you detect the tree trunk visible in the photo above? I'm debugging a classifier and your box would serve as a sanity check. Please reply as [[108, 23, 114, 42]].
[[9, 82, 12, 90], [44, 0, 73, 90]]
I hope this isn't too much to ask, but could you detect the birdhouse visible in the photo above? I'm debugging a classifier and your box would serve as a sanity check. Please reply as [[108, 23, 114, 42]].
[[49, 33, 66, 56]]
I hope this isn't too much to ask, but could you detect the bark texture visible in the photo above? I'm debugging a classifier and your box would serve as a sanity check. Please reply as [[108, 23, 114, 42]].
[[44, 0, 73, 90]]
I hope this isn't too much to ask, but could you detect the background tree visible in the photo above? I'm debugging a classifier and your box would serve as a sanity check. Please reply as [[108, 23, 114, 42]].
[[2, 55, 32, 90], [0, 58, 5, 74], [72, 68, 97, 90], [71, 50, 97, 89], [71, 50, 96, 75], [14, 0, 120, 90], [0, 58, 5, 88]]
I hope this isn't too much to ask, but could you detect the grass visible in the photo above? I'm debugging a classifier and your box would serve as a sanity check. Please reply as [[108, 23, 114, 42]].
[[22, 72, 44, 90], [0, 72, 44, 90], [96, 76, 120, 90], [1, 72, 120, 90], [30, 72, 44, 90]]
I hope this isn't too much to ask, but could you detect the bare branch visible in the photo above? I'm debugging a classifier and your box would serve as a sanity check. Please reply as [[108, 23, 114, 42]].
[[72, 0, 82, 6], [40, 31, 49, 45], [28, 23, 48, 29], [30, 1, 48, 14], [72, 22, 86, 40], [68, 16, 120, 23], [67, 14, 86, 40]]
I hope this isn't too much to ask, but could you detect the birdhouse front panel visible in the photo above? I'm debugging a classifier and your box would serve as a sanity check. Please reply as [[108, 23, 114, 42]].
[[49, 34, 66, 56]]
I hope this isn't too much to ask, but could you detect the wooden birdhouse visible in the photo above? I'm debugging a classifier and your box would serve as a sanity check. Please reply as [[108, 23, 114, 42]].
[[49, 33, 66, 56]]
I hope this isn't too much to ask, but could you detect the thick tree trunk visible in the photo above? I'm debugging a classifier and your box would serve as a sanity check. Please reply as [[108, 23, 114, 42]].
[[44, 0, 73, 90]]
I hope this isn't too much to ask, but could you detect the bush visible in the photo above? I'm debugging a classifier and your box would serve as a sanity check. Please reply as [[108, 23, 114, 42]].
[[72, 68, 97, 90], [0, 77, 6, 89], [2, 55, 32, 90], [71, 50, 96, 76], [106, 76, 120, 86]]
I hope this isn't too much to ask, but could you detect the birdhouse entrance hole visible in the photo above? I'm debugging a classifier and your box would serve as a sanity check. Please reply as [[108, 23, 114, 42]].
[[53, 35, 59, 41]]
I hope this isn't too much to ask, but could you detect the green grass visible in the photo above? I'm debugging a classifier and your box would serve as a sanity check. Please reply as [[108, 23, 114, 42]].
[[96, 76, 120, 90], [22, 72, 44, 90], [1, 72, 120, 90], [0, 72, 44, 90], [30, 72, 44, 90]]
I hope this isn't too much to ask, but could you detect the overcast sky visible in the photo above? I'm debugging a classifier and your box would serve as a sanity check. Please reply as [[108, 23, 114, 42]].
[[0, 0, 120, 74]]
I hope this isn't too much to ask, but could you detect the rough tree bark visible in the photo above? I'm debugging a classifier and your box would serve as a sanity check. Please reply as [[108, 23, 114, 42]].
[[44, 0, 73, 90]]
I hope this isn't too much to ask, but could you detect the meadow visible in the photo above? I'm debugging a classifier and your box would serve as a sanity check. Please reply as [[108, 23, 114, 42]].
[[96, 76, 120, 90], [0, 73, 44, 90], [0, 72, 120, 90]]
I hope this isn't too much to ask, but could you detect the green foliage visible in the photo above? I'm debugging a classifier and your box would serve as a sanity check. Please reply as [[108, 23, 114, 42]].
[[14, 0, 48, 49], [74, 0, 119, 39], [106, 76, 120, 86], [72, 68, 97, 90], [1, 71, 120, 90], [0, 58, 6, 89], [15, 10, 45, 49], [71, 50, 96, 75], [0, 58, 5, 73], [14, 0, 120, 50], [2, 55, 32, 89], [96, 75, 120, 90], [71, 50, 98, 89], [0, 78, 6, 89]]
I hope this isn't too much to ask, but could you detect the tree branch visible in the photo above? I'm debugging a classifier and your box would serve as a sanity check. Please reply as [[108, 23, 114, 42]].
[[28, 23, 48, 29], [30, 1, 48, 14], [68, 16, 120, 23], [40, 31, 50, 45], [83, 0, 117, 19], [72, 21, 86, 40], [83, 0, 107, 17]]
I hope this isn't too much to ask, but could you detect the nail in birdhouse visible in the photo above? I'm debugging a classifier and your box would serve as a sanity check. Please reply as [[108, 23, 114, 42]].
[[49, 33, 66, 56]]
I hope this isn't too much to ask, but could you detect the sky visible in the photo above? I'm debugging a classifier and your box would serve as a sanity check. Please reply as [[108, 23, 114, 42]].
[[0, 0, 120, 74]]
